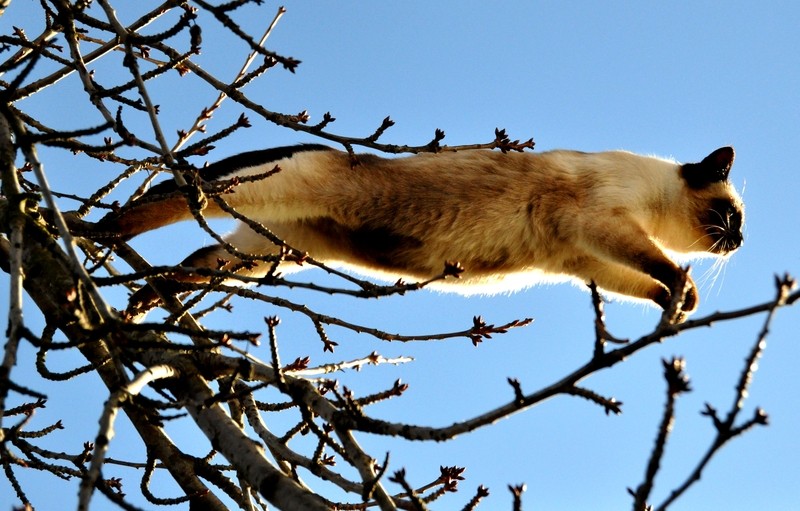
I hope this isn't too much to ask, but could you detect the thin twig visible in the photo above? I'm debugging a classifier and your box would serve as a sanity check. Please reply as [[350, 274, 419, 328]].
[[631, 358, 691, 511], [79, 363, 180, 511], [653, 276, 792, 511]]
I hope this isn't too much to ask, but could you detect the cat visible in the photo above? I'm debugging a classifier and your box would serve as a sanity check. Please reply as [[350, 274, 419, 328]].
[[93, 144, 744, 315]]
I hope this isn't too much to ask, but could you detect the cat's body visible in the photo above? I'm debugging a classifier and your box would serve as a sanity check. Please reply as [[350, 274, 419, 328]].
[[97, 144, 744, 314]]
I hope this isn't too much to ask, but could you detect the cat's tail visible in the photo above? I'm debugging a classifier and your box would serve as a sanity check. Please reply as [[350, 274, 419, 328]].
[[87, 183, 229, 241]]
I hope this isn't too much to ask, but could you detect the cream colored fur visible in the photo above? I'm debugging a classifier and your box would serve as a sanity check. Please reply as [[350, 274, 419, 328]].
[[103, 146, 744, 313]]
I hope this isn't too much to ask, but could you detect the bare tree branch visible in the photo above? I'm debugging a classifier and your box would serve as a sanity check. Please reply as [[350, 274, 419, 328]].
[[0, 3, 794, 511]]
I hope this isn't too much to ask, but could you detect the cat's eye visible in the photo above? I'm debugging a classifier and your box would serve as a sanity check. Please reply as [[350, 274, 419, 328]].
[[710, 199, 740, 224]]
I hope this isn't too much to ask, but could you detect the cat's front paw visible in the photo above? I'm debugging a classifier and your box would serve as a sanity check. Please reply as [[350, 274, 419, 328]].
[[651, 272, 698, 314], [680, 276, 698, 313]]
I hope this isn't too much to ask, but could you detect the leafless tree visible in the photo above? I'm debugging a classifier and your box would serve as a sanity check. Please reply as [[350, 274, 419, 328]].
[[0, 2, 797, 510]]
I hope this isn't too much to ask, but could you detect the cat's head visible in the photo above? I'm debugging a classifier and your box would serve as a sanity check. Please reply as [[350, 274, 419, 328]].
[[678, 146, 744, 256]]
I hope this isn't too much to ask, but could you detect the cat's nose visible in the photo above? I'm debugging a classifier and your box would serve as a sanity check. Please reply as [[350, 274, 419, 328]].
[[726, 230, 743, 252], [708, 229, 742, 254]]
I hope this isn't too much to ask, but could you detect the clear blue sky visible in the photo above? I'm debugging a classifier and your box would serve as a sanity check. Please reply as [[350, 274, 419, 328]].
[[2, 2, 799, 510]]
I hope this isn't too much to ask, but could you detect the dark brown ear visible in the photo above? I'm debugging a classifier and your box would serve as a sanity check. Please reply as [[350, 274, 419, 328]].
[[680, 146, 735, 189]]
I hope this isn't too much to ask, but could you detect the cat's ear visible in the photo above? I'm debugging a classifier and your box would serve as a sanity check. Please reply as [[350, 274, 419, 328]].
[[680, 146, 735, 189]]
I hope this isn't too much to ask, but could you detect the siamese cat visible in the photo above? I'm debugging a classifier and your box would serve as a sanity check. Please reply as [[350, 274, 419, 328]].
[[94, 144, 744, 314]]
